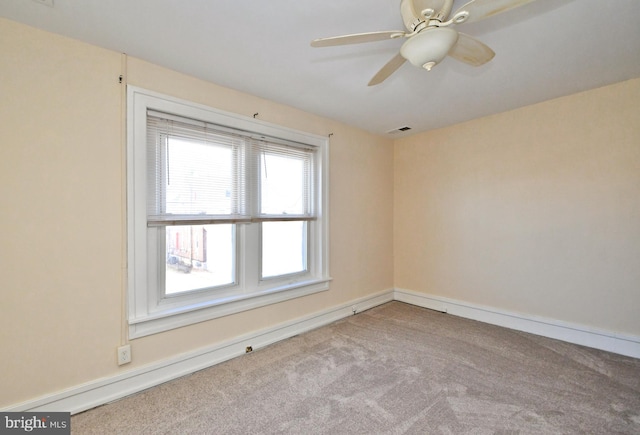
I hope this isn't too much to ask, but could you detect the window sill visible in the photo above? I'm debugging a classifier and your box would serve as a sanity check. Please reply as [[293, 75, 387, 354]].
[[129, 277, 332, 339]]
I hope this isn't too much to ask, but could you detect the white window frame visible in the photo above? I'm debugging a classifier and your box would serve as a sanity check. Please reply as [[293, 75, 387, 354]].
[[127, 86, 330, 338]]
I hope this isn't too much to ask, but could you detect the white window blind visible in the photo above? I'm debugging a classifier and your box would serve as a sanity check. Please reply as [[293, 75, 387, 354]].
[[146, 111, 317, 227]]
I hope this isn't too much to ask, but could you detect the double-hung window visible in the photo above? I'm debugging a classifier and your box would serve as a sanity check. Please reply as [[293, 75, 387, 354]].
[[127, 87, 330, 338]]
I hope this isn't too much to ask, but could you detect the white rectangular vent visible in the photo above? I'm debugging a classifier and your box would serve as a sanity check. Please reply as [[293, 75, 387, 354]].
[[386, 126, 412, 134]]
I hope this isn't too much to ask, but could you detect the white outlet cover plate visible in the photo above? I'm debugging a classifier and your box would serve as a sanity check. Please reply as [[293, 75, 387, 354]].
[[118, 344, 131, 365]]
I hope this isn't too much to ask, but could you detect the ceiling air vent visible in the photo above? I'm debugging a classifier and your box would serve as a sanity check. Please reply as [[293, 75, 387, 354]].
[[386, 126, 412, 135]]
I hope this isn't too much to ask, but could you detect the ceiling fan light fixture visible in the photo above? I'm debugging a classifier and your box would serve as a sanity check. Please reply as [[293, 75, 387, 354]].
[[400, 27, 458, 70]]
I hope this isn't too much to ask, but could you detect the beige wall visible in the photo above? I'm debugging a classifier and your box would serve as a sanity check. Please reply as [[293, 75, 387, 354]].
[[394, 78, 640, 336], [2, 14, 638, 410], [0, 18, 394, 407]]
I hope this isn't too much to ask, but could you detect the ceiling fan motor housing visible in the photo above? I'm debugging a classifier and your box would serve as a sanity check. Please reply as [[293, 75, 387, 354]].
[[401, 0, 454, 30], [400, 27, 459, 70]]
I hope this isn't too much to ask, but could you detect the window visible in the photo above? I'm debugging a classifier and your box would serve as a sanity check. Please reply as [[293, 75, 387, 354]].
[[127, 87, 330, 338]]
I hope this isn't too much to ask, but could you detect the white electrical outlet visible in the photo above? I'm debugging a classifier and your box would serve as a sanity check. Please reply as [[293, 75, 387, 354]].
[[117, 344, 131, 365]]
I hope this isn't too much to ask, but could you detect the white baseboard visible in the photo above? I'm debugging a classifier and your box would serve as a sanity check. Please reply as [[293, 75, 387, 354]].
[[2, 290, 394, 415], [5, 287, 639, 414], [394, 288, 640, 359]]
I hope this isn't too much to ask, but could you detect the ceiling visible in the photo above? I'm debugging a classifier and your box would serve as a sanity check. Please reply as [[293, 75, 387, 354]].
[[2, 0, 639, 137]]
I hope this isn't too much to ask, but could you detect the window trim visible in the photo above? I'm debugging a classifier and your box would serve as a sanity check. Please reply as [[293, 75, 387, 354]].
[[127, 86, 330, 339]]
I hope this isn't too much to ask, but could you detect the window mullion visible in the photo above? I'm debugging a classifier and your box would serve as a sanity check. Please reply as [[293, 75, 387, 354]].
[[243, 223, 260, 291], [243, 139, 260, 290]]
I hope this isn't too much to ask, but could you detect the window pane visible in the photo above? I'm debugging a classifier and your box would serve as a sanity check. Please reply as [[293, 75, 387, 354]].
[[165, 224, 235, 295], [165, 137, 233, 215], [261, 221, 307, 278], [260, 153, 306, 215]]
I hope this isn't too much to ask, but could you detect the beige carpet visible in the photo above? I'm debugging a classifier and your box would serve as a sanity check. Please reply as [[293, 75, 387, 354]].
[[71, 302, 640, 434]]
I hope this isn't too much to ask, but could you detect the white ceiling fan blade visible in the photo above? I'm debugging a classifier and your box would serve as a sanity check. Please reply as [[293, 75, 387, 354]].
[[368, 53, 407, 86], [311, 31, 405, 48], [453, 0, 537, 24], [448, 32, 495, 66]]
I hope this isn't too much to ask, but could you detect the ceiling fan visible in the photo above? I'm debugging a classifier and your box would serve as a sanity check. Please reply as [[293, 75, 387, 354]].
[[311, 0, 537, 86]]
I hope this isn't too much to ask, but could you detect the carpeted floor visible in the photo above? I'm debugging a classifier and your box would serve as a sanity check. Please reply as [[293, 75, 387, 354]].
[[71, 302, 640, 434]]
